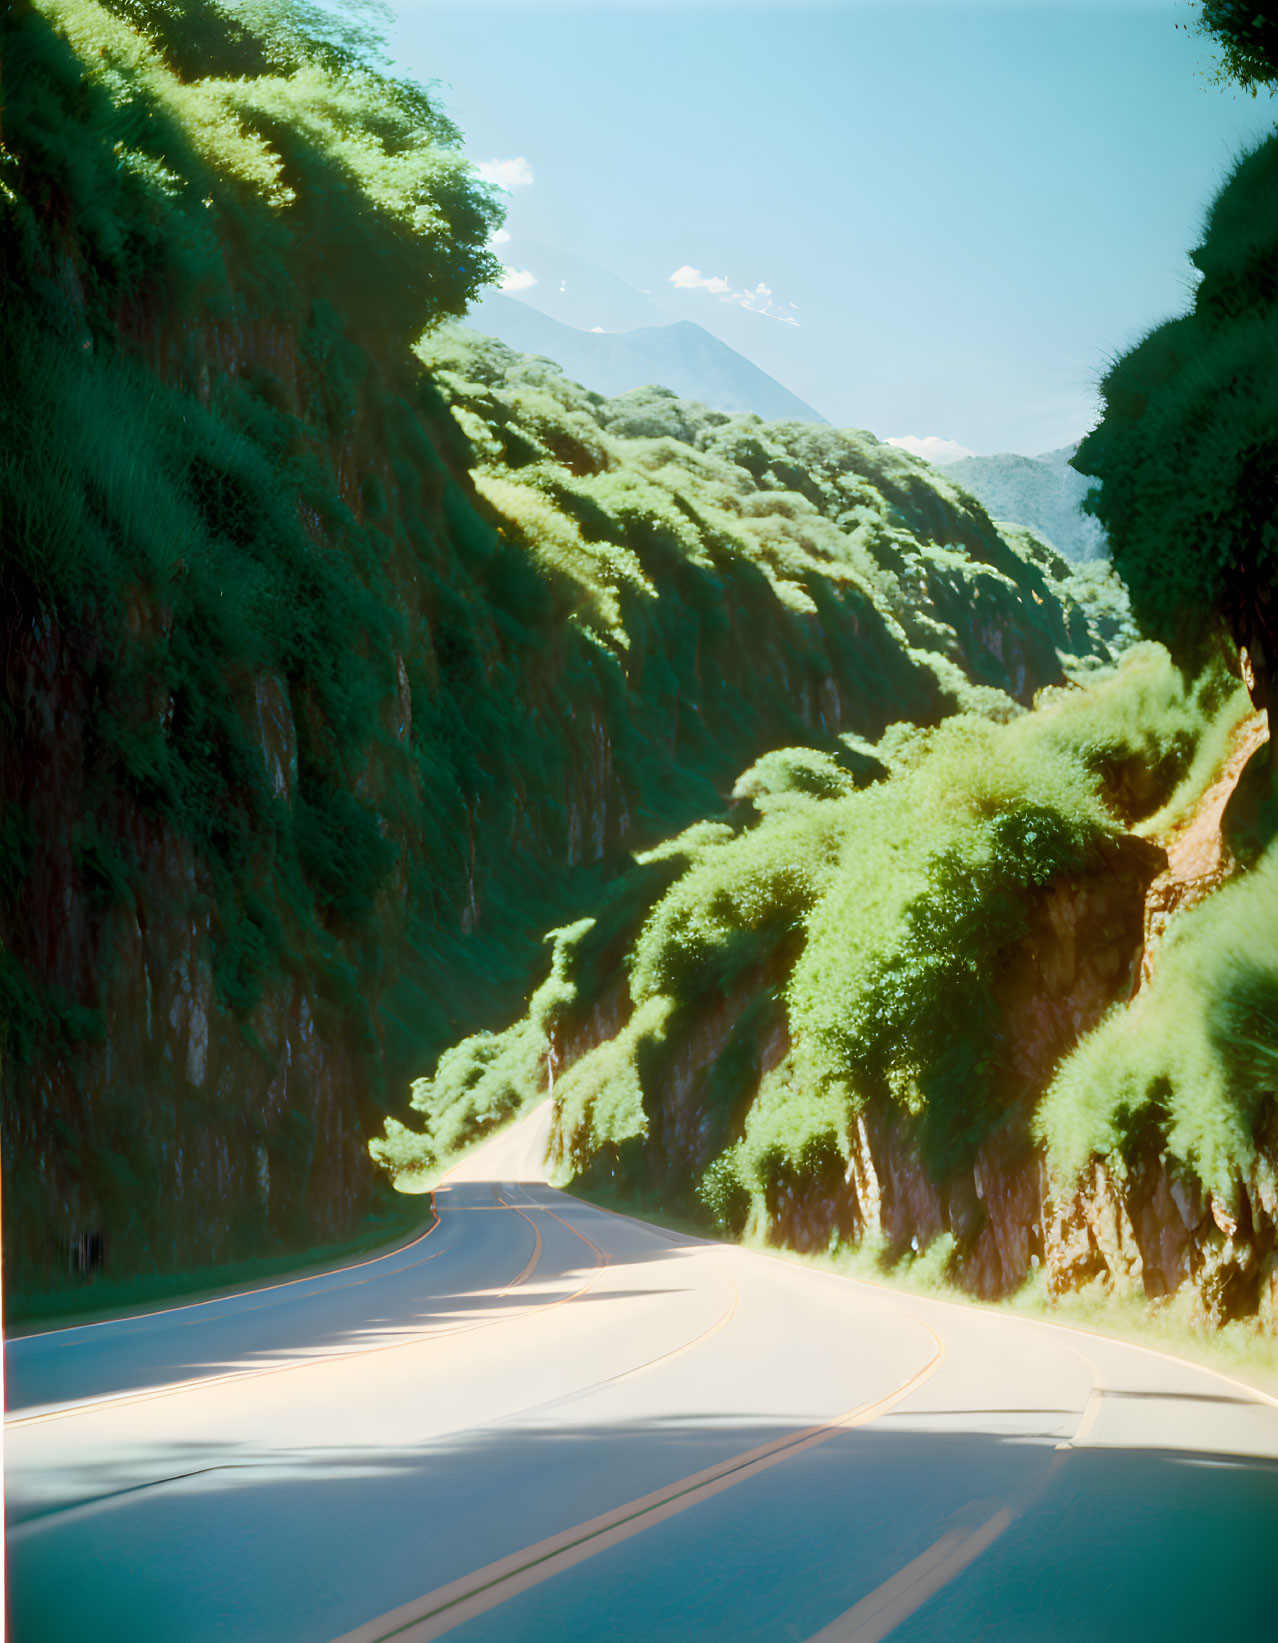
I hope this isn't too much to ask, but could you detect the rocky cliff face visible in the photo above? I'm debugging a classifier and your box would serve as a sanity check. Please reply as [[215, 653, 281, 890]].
[[549, 834, 1162, 1284], [4, 285, 1092, 1306], [3, 319, 407, 1295], [1043, 717, 1278, 1328], [0, 326, 952, 1301], [546, 716, 1278, 1330], [0, 0, 1127, 1310]]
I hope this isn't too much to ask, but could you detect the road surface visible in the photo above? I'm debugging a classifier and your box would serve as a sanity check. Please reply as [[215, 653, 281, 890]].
[[7, 1104, 1278, 1642]]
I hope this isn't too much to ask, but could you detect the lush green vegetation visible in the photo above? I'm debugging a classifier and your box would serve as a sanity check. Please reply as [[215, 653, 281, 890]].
[[1075, 125, 1278, 761], [4, 0, 1130, 1300], [423, 329, 1120, 704], [1038, 843, 1278, 1192], [378, 645, 1258, 1236], [1013, 5, 1278, 1299], [652, 652, 1249, 1218], [369, 918, 593, 1184], [1193, 0, 1278, 97], [11, 0, 1271, 1335], [1, 0, 502, 1079]]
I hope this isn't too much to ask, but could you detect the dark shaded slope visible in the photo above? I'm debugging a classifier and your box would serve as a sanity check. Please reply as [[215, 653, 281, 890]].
[[2, 0, 1117, 1310]]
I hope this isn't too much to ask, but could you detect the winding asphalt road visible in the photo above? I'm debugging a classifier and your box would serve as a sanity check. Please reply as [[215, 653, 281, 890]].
[[7, 1105, 1278, 1642]]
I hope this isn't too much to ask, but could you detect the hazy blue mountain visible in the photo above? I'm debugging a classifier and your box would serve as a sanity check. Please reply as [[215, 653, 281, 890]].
[[487, 240, 666, 333], [467, 293, 827, 423], [945, 443, 1107, 563]]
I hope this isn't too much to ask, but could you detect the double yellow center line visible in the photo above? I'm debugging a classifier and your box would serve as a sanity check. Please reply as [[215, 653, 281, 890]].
[[329, 1324, 946, 1643]]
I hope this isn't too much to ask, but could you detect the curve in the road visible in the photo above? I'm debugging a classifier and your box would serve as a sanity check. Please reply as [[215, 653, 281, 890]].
[[8, 1183, 609, 1426], [328, 1313, 946, 1643], [9, 1101, 1278, 1643]]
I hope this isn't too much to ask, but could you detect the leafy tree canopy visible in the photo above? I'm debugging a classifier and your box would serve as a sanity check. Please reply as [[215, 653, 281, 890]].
[[1193, 0, 1278, 96], [1074, 131, 1278, 727]]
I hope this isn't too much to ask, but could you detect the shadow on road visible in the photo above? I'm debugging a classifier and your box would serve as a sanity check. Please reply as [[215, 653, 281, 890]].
[[5, 1182, 707, 1410], [10, 1414, 1278, 1643]]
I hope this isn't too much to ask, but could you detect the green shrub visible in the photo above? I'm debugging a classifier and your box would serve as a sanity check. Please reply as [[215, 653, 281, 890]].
[[369, 919, 592, 1185], [629, 794, 847, 1006], [788, 710, 1115, 1169], [730, 1053, 855, 1195], [731, 747, 856, 805], [1033, 643, 1246, 826], [698, 1151, 751, 1235], [1038, 845, 1278, 1192], [553, 995, 674, 1173]]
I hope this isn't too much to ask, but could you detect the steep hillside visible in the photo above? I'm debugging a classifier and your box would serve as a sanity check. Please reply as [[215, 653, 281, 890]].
[[946, 445, 1108, 564], [0, 0, 1118, 1312], [381, 646, 1277, 1333], [1038, 705, 1277, 1326], [466, 294, 827, 423]]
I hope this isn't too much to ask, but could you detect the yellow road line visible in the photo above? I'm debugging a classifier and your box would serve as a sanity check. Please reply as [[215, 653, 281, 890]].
[[603, 1270, 740, 1388], [327, 1327, 946, 1643], [8, 1198, 583, 1428], [1051, 1335, 1108, 1450], [801, 1444, 1071, 1642], [801, 1511, 1012, 1643]]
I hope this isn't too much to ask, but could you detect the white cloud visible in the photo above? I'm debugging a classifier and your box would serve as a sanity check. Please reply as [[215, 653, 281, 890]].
[[500, 267, 538, 293], [668, 265, 798, 325], [476, 156, 534, 189], [590, 326, 606, 334], [488, 228, 511, 247], [671, 265, 732, 295], [886, 435, 977, 466]]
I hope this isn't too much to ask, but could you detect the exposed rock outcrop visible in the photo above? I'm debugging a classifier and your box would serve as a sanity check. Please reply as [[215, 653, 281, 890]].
[[0, 0, 1134, 1310], [548, 715, 1278, 1330]]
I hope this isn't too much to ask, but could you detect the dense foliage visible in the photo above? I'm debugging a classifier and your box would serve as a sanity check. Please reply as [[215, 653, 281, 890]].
[[377, 646, 1255, 1218], [1194, 0, 1278, 96], [1074, 129, 1278, 743], [0, 0, 502, 1072], [357, 0, 1278, 1332], [8, 0, 1275, 1333], [1038, 846, 1278, 1192], [424, 329, 1122, 699], [4, 0, 1130, 1297]]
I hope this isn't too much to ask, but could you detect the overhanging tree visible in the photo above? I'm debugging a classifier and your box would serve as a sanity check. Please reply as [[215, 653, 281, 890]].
[[1193, 0, 1278, 97], [1074, 23, 1278, 753]]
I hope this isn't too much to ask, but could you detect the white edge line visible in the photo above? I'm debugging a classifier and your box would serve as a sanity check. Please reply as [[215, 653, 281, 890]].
[[559, 1190, 1278, 1417], [725, 1237, 1278, 1414]]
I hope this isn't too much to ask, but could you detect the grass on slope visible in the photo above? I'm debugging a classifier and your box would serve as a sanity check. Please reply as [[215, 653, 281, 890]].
[[376, 645, 1250, 1216], [1037, 841, 1278, 1193]]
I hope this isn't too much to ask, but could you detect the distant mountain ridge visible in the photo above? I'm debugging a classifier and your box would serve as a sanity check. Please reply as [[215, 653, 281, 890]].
[[485, 240, 666, 334], [945, 443, 1107, 563], [466, 293, 827, 424]]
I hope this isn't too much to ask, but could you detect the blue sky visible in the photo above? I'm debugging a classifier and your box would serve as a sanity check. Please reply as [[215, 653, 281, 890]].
[[388, 1, 1276, 455]]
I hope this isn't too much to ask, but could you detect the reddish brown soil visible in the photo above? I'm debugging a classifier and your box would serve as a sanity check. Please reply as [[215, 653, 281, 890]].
[[1137, 713, 1269, 990]]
